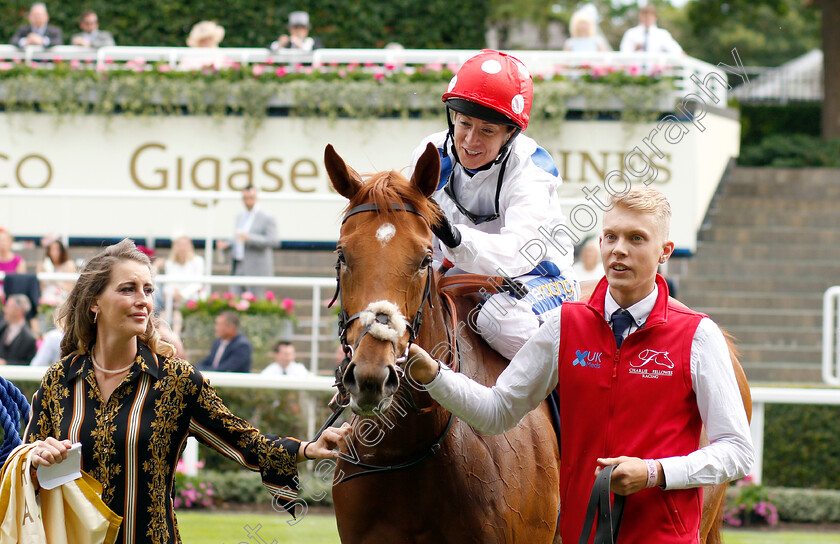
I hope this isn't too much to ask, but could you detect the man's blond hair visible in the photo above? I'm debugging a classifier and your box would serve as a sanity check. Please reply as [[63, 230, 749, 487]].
[[610, 186, 671, 240]]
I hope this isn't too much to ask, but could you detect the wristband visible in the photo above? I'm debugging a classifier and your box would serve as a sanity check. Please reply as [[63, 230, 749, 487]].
[[303, 441, 315, 460], [645, 459, 658, 489]]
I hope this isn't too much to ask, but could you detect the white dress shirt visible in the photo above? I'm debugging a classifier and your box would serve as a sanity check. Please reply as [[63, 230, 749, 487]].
[[619, 24, 683, 54], [261, 361, 311, 377], [426, 285, 754, 489]]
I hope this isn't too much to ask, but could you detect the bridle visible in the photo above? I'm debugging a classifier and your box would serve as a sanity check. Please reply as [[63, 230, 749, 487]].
[[316, 200, 454, 482], [328, 202, 435, 358]]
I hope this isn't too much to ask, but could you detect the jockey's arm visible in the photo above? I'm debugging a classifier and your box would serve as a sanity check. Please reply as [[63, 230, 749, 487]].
[[407, 311, 560, 434], [441, 176, 564, 277]]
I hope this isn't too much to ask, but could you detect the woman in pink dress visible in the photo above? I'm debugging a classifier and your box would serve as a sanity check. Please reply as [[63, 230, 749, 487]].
[[0, 228, 27, 293]]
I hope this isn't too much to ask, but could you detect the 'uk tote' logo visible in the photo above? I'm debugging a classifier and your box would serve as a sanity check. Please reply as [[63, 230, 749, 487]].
[[573, 350, 602, 369]]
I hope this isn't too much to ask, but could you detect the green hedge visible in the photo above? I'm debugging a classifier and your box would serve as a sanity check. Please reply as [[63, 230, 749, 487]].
[[739, 104, 821, 148], [739, 134, 840, 167], [763, 404, 840, 489], [0, 0, 487, 49]]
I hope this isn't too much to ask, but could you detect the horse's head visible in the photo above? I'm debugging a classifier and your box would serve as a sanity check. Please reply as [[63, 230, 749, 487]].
[[325, 143, 441, 415]]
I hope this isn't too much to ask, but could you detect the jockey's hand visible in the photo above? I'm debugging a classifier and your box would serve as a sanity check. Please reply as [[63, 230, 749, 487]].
[[595, 456, 664, 495], [405, 344, 439, 385], [432, 215, 462, 249]]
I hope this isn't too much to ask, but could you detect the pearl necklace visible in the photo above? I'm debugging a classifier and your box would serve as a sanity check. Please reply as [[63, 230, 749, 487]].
[[91, 351, 134, 375]]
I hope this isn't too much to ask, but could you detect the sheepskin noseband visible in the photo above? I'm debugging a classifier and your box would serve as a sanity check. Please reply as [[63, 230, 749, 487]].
[[357, 301, 408, 344]]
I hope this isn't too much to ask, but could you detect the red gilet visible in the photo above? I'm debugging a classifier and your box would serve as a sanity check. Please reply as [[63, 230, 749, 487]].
[[557, 274, 706, 544]]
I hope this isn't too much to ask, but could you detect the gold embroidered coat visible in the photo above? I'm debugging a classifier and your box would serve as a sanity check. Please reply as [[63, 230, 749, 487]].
[[25, 341, 301, 544]]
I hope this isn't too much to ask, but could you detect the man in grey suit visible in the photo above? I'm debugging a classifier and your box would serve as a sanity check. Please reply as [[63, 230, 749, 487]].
[[70, 10, 115, 48], [11, 3, 63, 48], [219, 186, 277, 296]]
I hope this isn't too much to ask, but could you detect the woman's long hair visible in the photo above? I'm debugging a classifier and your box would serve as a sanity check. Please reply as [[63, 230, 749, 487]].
[[57, 238, 175, 358]]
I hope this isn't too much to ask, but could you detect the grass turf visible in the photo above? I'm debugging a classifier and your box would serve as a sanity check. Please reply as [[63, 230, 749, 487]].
[[177, 511, 840, 543]]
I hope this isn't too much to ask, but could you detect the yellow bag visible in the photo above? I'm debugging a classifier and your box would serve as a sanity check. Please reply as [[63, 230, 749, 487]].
[[0, 444, 122, 544]]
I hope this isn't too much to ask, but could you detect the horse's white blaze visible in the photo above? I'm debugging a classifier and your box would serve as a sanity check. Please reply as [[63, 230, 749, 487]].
[[376, 223, 396, 246]]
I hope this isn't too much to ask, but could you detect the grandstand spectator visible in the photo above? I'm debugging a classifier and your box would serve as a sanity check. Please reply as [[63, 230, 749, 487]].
[[0, 294, 38, 365], [70, 10, 115, 48], [37, 237, 76, 304], [30, 312, 61, 367], [0, 228, 27, 294], [10, 3, 63, 48], [619, 4, 682, 54], [180, 20, 229, 70], [269, 11, 324, 52], [262, 340, 310, 377], [24, 239, 351, 541], [572, 237, 605, 282], [216, 186, 277, 296], [157, 235, 206, 304], [564, 7, 610, 52], [196, 310, 252, 373]]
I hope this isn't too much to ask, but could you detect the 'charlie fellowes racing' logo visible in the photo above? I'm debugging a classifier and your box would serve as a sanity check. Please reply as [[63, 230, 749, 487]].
[[629, 349, 674, 379]]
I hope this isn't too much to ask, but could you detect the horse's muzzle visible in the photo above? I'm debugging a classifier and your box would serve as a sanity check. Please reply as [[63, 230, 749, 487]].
[[343, 361, 400, 414]]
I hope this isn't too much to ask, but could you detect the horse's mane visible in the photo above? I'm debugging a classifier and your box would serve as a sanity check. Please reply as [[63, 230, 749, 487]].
[[347, 170, 443, 225]]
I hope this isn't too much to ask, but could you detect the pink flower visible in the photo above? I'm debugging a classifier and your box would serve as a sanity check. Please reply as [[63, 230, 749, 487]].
[[222, 292, 235, 300], [628, 65, 640, 76], [384, 63, 396, 71], [241, 291, 257, 302], [281, 298, 295, 313], [52, 56, 62, 64], [275, 66, 287, 77], [373, 72, 385, 81], [209, 292, 220, 301], [186, 300, 198, 310], [69, 59, 81, 70], [235, 299, 250, 311], [157, 64, 172, 73], [0, 62, 12, 71], [96, 64, 107, 73], [252, 64, 265, 76], [338, 69, 346, 78], [105, 57, 114, 64], [264, 291, 276, 301]]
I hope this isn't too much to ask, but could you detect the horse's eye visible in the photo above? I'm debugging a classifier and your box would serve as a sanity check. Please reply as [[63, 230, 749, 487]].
[[337, 249, 346, 265], [421, 253, 433, 269]]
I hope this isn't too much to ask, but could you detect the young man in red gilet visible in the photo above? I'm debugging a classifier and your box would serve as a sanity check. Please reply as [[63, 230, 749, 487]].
[[407, 186, 754, 543]]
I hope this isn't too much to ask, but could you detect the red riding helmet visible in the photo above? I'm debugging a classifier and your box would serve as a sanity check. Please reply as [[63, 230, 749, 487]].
[[442, 49, 533, 131]]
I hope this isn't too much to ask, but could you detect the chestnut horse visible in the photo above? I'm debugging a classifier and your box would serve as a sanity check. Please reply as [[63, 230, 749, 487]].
[[326, 143, 561, 543], [325, 143, 752, 543]]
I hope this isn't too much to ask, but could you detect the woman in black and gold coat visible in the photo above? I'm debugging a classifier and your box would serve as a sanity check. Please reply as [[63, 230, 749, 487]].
[[25, 238, 349, 544]]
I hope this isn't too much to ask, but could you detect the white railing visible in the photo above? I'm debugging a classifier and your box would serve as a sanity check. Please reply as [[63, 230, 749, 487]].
[[749, 387, 840, 485], [0, 45, 728, 105], [823, 286, 840, 386], [2, 356, 836, 485]]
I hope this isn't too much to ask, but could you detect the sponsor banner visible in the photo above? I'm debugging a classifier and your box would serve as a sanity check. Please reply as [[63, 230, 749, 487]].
[[0, 111, 739, 249]]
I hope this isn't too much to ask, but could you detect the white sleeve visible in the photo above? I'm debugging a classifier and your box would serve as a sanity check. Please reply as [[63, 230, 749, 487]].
[[443, 169, 564, 277], [658, 318, 754, 488], [425, 311, 560, 434], [619, 28, 636, 52]]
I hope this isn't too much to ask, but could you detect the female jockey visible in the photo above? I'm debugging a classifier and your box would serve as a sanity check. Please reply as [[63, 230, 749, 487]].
[[410, 49, 578, 359]]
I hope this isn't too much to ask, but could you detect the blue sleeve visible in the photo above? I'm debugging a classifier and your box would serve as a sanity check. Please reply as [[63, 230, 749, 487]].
[[531, 146, 559, 177]]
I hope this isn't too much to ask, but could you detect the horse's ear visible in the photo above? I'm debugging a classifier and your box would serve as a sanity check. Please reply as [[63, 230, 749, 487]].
[[410, 142, 441, 198], [325, 144, 363, 200]]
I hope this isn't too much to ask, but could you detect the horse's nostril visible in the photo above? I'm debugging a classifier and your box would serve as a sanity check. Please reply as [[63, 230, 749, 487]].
[[384, 365, 399, 396], [343, 363, 358, 393]]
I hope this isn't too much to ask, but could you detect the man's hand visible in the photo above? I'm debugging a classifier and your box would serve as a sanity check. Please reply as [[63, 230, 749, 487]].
[[236, 232, 249, 243], [25, 33, 44, 46], [596, 456, 663, 495], [72, 36, 91, 47], [405, 344, 440, 385], [432, 215, 461, 249]]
